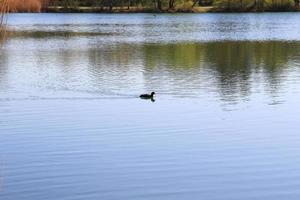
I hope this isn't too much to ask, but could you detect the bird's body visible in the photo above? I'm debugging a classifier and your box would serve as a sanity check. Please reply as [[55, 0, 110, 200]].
[[140, 92, 155, 99]]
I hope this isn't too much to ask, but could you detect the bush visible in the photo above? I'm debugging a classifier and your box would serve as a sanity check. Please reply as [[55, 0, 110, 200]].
[[213, 0, 295, 11]]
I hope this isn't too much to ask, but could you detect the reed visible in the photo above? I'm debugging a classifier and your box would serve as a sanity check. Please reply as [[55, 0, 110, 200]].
[[0, 0, 9, 39], [9, 0, 41, 13]]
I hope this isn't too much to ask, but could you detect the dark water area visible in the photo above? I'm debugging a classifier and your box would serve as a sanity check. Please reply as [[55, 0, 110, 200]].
[[1, 13, 300, 200]]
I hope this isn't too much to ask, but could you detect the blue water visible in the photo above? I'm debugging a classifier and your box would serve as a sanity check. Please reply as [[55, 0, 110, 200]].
[[1, 13, 300, 200]]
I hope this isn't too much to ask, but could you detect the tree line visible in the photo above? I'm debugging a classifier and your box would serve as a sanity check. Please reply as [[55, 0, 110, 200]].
[[45, 0, 202, 11], [1, 0, 299, 13], [46, 0, 299, 11]]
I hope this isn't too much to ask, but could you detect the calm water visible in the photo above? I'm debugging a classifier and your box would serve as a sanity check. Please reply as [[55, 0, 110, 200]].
[[1, 13, 300, 199]]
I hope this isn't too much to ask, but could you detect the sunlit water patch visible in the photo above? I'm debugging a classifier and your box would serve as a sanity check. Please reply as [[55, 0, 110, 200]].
[[6, 13, 300, 43]]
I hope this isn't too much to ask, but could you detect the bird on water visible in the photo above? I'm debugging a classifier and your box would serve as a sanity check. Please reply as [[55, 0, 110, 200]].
[[140, 92, 155, 99]]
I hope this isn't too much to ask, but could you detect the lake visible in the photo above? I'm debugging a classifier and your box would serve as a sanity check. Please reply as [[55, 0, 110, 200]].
[[1, 13, 300, 200]]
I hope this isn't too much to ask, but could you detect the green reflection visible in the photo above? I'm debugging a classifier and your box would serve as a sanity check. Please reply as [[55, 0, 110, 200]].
[[3, 39, 300, 104], [143, 41, 297, 73], [141, 41, 300, 101]]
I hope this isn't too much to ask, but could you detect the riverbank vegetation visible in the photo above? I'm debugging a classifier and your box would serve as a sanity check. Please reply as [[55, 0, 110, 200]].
[[1, 0, 299, 13], [45, 0, 300, 12]]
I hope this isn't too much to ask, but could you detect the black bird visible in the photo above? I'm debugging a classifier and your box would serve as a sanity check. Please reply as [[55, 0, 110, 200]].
[[140, 92, 155, 99]]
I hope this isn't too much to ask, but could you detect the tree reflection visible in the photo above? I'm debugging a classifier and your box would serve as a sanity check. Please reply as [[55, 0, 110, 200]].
[[141, 41, 300, 102], [1, 39, 299, 104]]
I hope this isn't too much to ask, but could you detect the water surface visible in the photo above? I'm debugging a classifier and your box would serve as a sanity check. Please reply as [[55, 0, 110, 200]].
[[1, 13, 300, 200]]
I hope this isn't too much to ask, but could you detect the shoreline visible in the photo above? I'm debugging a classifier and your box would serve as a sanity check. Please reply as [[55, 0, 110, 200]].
[[43, 6, 212, 13], [38, 6, 300, 13]]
